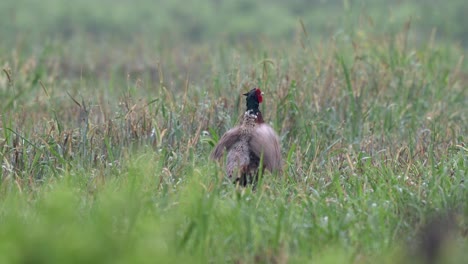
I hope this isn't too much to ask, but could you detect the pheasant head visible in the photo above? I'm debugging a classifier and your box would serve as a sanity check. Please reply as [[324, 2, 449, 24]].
[[243, 88, 264, 123]]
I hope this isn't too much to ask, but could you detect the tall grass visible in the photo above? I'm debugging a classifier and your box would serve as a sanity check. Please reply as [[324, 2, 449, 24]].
[[0, 1, 467, 263]]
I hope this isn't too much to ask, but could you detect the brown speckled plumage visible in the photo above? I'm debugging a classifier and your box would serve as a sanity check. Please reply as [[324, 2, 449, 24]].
[[211, 88, 282, 186], [224, 110, 257, 180]]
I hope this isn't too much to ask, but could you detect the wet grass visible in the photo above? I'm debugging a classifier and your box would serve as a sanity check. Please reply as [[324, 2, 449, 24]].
[[0, 1, 467, 264]]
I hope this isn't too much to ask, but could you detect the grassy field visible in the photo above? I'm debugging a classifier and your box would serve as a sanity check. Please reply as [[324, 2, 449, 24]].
[[0, 1, 467, 263]]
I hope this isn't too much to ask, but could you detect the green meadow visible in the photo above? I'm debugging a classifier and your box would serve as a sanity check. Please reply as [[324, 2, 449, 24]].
[[0, 0, 467, 263]]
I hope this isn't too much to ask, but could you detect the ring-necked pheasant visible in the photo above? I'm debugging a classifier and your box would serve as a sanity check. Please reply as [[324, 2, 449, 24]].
[[211, 88, 282, 186]]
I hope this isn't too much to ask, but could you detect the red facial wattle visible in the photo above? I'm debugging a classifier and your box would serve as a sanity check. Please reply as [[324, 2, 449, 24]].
[[255, 88, 263, 103]]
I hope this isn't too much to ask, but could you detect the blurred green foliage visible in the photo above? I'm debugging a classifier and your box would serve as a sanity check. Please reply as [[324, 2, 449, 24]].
[[1, 0, 468, 48]]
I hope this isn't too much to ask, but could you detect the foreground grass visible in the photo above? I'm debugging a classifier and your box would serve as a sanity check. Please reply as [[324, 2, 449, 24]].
[[0, 149, 466, 263], [0, 4, 467, 263]]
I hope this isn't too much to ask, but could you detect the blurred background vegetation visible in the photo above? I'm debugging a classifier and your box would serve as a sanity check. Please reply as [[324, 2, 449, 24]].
[[2, 0, 467, 99], [1, 0, 468, 49]]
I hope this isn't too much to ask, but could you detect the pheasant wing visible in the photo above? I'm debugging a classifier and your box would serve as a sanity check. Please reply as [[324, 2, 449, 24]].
[[210, 127, 242, 160], [249, 124, 282, 172]]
